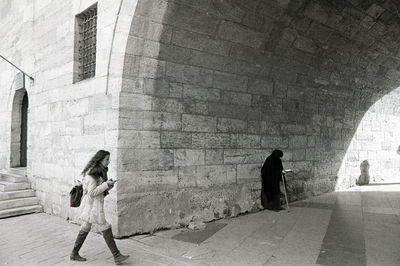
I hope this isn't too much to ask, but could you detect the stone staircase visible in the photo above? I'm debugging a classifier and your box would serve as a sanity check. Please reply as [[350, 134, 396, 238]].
[[0, 167, 42, 218]]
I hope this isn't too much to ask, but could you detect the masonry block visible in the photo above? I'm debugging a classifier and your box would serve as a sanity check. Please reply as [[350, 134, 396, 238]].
[[118, 130, 160, 148], [304, 2, 329, 24], [183, 85, 220, 101], [142, 111, 182, 130], [224, 149, 266, 164], [293, 36, 316, 54], [182, 114, 217, 132], [221, 91, 252, 106], [120, 149, 174, 171], [289, 135, 308, 148], [231, 134, 261, 148], [196, 165, 236, 187], [120, 93, 153, 111], [172, 29, 230, 56], [261, 136, 289, 149], [192, 133, 231, 148], [218, 21, 264, 48], [237, 164, 260, 181], [177, 166, 197, 188], [174, 149, 205, 166], [205, 149, 224, 165], [213, 71, 247, 92], [217, 118, 247, 133], [161, 131, 192, 148]]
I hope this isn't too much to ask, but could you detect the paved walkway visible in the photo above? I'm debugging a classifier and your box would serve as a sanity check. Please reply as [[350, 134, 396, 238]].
[[1, 184, 400, 266]]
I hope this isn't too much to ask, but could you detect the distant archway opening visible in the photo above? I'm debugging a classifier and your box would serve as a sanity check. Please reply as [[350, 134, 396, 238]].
[[10, 89, 28, 167], [336, 87, 400, 190]]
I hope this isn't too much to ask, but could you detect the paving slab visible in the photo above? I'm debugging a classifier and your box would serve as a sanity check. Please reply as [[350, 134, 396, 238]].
[[1, 184, 400, 265]]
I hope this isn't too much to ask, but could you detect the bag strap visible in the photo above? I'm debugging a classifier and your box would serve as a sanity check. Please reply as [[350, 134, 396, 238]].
[[74, 173, 85, 186]]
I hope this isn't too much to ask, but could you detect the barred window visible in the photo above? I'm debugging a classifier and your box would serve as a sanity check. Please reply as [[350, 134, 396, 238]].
[[74, 4, 97, 83]]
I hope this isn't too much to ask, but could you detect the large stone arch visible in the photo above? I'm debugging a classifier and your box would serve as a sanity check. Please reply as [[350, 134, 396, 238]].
[[116, 0, 400, 237]]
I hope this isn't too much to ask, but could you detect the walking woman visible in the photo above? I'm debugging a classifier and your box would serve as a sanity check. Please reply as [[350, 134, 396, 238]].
[[70, 150, 129, 264], [261, 149, 285, 211]]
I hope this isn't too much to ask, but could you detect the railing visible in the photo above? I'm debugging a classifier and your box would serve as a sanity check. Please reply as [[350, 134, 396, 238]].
[[0, 54, 34, 83]]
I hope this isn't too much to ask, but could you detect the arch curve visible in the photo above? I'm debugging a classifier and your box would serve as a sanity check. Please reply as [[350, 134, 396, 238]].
[[10, 88, 28, 167]]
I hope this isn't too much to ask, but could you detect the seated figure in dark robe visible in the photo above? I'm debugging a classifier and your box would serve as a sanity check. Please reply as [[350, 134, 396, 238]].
[[261, 149, 285, 211]]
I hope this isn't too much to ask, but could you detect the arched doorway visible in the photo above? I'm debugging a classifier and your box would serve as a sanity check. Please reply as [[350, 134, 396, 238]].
[[10, 89, 28, 167]]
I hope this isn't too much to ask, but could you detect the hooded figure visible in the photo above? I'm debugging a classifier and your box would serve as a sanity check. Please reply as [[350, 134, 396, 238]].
[[261, 149, 284, 211]]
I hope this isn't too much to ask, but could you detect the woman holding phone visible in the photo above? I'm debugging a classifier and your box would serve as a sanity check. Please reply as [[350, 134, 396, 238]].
[[70, 150, 129, 264]]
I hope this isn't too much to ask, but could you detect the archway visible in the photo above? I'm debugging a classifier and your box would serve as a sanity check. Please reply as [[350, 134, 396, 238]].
[[10, 89, 28, 168], [336, 87, 400, 190]]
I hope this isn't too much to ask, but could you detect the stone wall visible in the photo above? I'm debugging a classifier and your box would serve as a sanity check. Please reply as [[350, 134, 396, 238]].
[[2, 0, 400, 238], [0, 0, 134, 226], [117, 0, 400, 236]]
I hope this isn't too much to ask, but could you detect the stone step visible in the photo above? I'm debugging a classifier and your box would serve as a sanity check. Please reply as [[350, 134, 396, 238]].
[[0, 181, 30, 192], [0, 205, 42, 219], [0, 190, 36, 201], [7, 167, 27, 176], [0, 197, 39, 211], [0, 171, 27, 183]]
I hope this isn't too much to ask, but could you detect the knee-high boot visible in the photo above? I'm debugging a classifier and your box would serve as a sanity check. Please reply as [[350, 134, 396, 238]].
[[102, 228, 129, 265], [70, 230, 89, 261]]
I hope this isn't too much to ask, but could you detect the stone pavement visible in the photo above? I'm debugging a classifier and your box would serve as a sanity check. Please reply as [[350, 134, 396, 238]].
[[1, 184, 400, 266]]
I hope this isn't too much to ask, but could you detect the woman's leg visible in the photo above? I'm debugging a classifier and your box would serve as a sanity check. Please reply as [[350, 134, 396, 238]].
[[70, 222, 92, 261], [101, 225, 129, 265]]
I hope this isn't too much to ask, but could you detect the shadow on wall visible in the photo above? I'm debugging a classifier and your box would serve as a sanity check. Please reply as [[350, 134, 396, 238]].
[[118, 0, 400, 236], [336, 87, 400, 191]]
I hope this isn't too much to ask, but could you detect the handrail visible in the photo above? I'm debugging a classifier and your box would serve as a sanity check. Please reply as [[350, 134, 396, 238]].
[[0, 54, 34, 82]]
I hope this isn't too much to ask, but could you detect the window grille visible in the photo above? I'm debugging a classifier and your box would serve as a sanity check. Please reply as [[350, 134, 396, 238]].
[[74, 4, 97, 82]]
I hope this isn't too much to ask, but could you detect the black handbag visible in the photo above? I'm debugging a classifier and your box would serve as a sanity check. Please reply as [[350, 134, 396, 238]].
[[70, 184, 83, 207]]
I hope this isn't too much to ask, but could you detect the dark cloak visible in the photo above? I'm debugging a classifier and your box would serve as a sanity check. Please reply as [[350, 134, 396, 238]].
[[261, 150, 283, 207]]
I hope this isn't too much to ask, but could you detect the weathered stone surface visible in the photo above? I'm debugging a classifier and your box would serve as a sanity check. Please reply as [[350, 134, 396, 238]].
[[161, 131, 192, 148], [196, 165, 236, 186], [192, 133, 231, 148], [217, 118, 247, 133], [3, 0, 400, 239], [221, 91, 252, 106], [205, 149, 224, 165], [231, 134, 261, 148], [218, 21, 264, 48], [142, 111, 182, 130], [237, 164, 260, 181], [182, 114, 217, 132], [120, 149, 174, 171], [183, 85, 220, 101], [177, 166, 197, 188], [172, 29, 230, 56], [174, 149, 205, 166], [213, 71, 248, 92], [248, 79, 274, 96], [224, 149, 265, 164]]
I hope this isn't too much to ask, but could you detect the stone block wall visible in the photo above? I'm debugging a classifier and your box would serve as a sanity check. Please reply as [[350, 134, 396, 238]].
[[118, 0, 400, 236], [2, 0, 400, 238], [0, 0, 135, 227]]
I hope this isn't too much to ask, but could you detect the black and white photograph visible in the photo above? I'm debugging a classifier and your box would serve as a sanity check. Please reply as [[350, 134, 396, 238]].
[[1, 0, 400, 265]]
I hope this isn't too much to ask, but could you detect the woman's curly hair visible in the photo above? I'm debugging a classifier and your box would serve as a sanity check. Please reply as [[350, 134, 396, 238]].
[[81, 150, 110, 176]]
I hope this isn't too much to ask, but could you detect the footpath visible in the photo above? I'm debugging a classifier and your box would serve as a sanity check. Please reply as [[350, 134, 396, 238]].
[[1, 184, 400, 266]]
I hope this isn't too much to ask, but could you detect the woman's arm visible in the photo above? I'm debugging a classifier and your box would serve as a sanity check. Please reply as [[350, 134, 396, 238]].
[[87, 177, 109, 197]]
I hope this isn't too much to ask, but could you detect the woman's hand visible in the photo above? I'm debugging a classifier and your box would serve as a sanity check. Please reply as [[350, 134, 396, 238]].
[[106, 179, 117, 187]]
